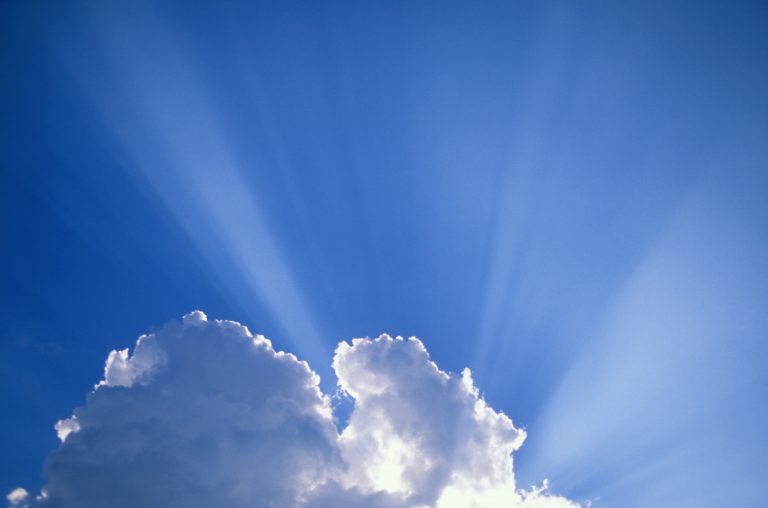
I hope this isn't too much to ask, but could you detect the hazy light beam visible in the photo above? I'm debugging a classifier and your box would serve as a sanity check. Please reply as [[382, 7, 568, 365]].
[[48, 3, 331, 366]]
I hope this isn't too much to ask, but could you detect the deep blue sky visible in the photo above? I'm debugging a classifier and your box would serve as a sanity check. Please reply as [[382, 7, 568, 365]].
[[2, 1, 767, 506]]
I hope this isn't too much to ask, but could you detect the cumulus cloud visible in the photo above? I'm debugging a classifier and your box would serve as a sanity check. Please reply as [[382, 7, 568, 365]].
[[6, 489, 28, 506], [9, 312, 577, 508]]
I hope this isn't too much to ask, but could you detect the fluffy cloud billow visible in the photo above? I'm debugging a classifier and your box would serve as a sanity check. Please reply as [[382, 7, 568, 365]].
[[9, 312, 578, 508]]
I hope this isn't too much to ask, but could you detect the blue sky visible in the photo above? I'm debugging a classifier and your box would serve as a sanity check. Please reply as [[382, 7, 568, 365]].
[[1, 1, 767, 506]]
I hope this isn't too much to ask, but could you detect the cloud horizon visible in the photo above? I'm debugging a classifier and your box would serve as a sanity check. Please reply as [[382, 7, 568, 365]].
[[8, 311, 578, 508]]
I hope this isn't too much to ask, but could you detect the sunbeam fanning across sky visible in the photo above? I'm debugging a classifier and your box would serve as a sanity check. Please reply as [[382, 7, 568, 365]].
[[1, 1, 767, 507], [522, 170, 768, 506], [46, 3, 333, 369]]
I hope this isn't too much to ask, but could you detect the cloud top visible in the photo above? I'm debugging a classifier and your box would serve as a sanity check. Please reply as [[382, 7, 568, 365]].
[[10, 312, 577, 508]]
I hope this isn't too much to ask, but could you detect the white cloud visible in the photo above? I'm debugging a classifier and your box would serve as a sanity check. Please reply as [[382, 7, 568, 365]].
[[9, 312, 577, 508], [53, 417, 79, 443], [6, 489, 28, 506], [332, 335, 577, 508]]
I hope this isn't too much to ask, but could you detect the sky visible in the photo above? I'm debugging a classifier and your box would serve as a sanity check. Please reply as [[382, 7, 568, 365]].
[[1, 1, 767, 507]]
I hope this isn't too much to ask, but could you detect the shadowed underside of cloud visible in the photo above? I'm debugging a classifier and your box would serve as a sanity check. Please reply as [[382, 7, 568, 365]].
[[8, 312, 577, 508]]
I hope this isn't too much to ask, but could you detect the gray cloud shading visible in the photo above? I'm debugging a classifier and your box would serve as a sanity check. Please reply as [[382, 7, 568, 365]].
[[9, 312, 577, 508]]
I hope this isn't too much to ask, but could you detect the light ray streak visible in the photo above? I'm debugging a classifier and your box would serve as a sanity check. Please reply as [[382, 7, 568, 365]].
[[48, 4, 330, 366], [472, 2, 577, 374], [522, 179, 768, 506]]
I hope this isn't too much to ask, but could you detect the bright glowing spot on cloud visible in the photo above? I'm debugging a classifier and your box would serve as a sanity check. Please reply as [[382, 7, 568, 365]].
[[8, 313, 579, 508], [53, 418, 79, 443]]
